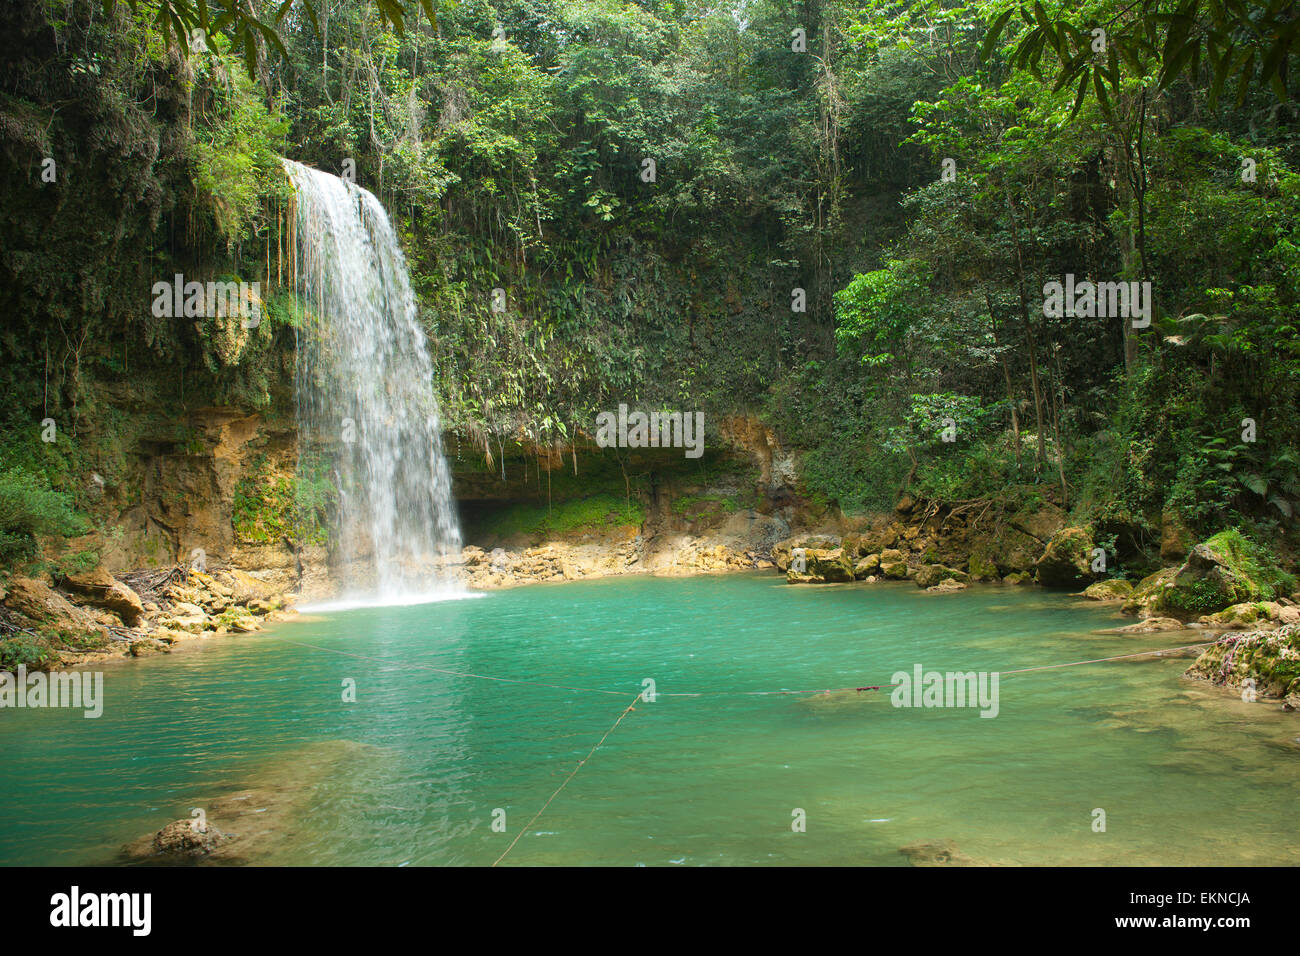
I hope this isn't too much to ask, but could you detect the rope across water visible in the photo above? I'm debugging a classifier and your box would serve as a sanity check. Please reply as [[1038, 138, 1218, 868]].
[[273, 633, 1215, 864]]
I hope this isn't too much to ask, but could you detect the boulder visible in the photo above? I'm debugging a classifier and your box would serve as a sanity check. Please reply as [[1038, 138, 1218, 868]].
[[1154, 533, 1273, 617], [913, 564, 969, 589], [214, 568, 275, 605], [1034, 527, 1097, 588], [772, 534, 842, 571], [786, 547, 855, 584], [162, 602, 209, 632], [216, 608, 262, 633], [1185, 623, 1300, 706], [1002, 571, 1033, 586], [857, 528, 899, 554], [1122, 567, 1179, 617], [1081, 579, 1133, 601], [62, 568, 146, 626], [3, 576, 86, 627], [853, 554, 881, 580], [1198, 601, 1299, 630], [967, 553, 1000, 583], [879, 548, 910, 580], [150, 819, 234, 859]]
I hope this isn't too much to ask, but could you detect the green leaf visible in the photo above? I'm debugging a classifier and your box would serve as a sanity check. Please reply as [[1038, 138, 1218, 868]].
[[1239, 472, 1269, 495], [1070, 68, 1089, 116], [981, 7, 1016, 61]]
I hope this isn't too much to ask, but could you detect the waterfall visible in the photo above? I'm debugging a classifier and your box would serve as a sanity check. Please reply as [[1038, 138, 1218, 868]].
[[283, 159, 462, 604]]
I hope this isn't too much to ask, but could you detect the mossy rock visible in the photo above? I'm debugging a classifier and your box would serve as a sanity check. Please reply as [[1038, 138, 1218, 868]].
[[1154, 531, 1289, 618], [785, 547, 854, 584], [1034, 527, 1098, 589], [772, 534, 842, 571], [1122, 567, 1179, 616], [1198, 601, 1299, 630], [1185, 623, 1300, 704], [967, 553, 1000, 582], [880, 559, 910, 580], [1002, 571, 1033, 586], [853, 553, 881, 580], [1081, 579, 1133, 601], [913, 564, 969, 589]]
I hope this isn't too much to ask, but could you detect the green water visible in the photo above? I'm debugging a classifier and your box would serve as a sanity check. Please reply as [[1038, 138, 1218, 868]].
[[1, 574, 1297, 866]]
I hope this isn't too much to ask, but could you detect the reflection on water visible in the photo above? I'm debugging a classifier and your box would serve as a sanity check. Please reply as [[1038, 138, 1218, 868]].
[[0, 574, 1296, 866]]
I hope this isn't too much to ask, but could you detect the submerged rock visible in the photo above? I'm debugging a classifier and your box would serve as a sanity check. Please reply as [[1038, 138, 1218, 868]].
[[898, 839, 984, 867], [150, 819, 234, 858], [926, 579, 968, 593], [1099, 617, 1189, 634]]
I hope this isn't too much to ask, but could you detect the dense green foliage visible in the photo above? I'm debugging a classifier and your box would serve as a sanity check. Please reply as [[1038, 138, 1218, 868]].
[[1, 0, 1298, 573]]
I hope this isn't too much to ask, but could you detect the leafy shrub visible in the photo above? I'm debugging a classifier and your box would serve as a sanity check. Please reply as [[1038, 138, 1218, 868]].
[[0, 468, 86, 566]]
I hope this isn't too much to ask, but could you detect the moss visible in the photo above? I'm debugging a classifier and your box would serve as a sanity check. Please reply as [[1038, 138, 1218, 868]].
[[232, 454, 332, 547], [1187, 624, 1300, 699], [1201, 529, 1294, 599], [473, 494, 645, 542]]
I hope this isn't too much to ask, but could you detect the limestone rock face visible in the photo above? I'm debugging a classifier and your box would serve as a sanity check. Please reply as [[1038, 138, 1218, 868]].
[[1160, 509, 1196, 562], [1034, 527, 1097, 589], [3, 576, 98, 631], [62, 568, 145, 626]]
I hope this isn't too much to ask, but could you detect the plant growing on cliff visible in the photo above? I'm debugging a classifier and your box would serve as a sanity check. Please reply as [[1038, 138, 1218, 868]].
[[0, 469, 87, 567]]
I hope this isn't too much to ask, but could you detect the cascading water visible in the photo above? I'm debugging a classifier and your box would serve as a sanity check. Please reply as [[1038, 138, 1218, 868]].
[[284, 159, 462, 604]]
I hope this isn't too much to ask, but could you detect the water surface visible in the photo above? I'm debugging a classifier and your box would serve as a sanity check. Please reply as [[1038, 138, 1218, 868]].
[[1, 574, 1295, 866]]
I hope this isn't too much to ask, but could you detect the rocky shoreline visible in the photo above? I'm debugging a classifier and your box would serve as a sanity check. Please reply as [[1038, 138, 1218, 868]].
[[2, 494, 1297, 714]]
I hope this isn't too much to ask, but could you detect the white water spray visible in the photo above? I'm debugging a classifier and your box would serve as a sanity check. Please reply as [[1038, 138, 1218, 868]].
[[284, 160, 462, 603]]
